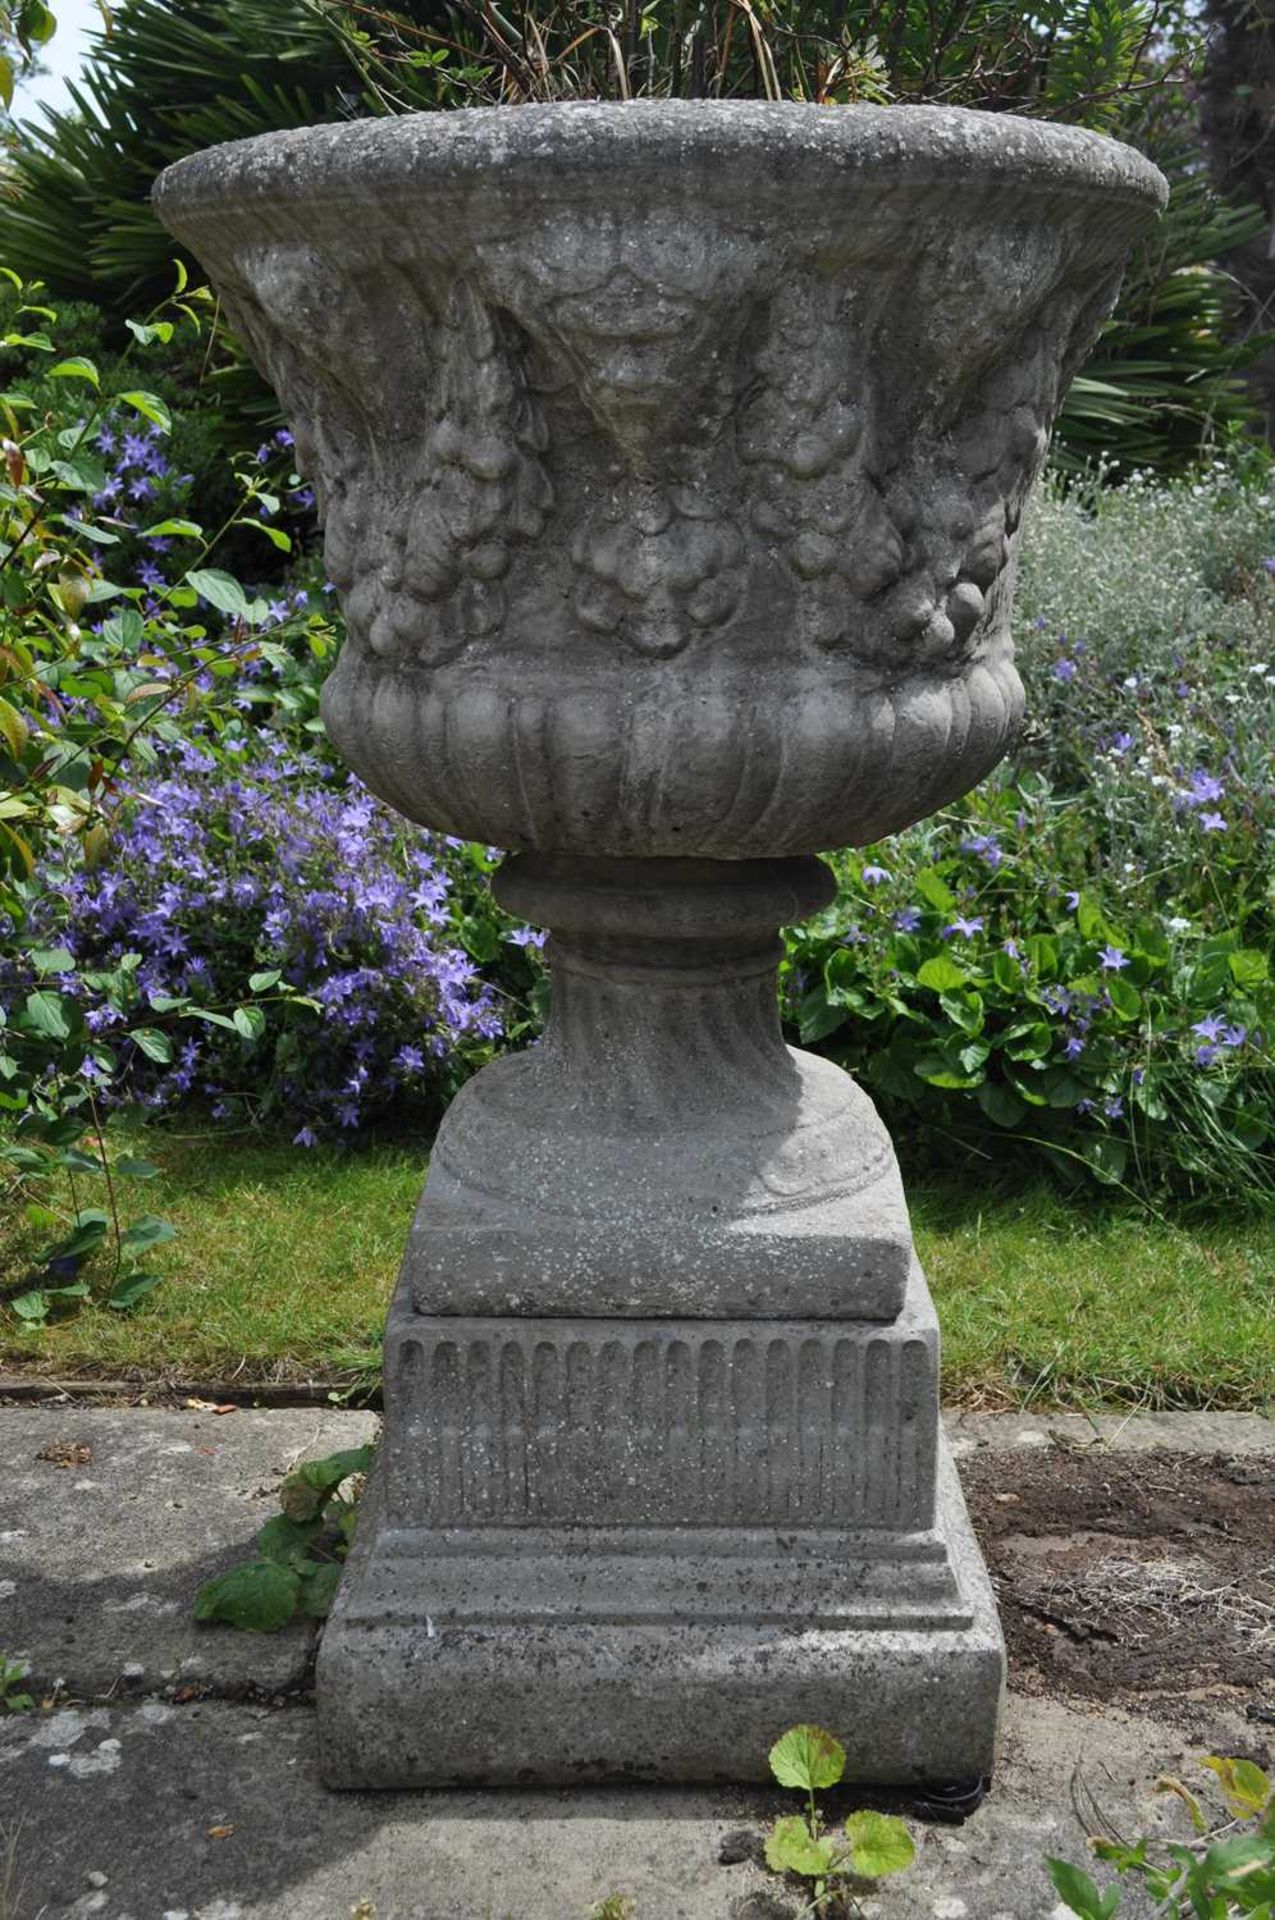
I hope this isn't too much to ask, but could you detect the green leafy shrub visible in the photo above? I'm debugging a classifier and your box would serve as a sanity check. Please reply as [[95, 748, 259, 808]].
[[783, 460, 1275, 1206], [1048, 1753, 1275, 1916], [194, 1443, 374, 1631], [16, 730, 543, 1141], [0, 269, 319, 1323], [1054, 163, 1269, 476]]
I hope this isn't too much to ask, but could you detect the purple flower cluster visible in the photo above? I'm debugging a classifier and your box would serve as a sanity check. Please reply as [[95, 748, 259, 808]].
[[959, 833, 1003, 870], [19, 735, 508, 1138]]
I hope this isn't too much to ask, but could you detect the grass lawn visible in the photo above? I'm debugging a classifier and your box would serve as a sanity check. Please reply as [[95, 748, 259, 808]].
[[2, 1129, 1272, 1410]]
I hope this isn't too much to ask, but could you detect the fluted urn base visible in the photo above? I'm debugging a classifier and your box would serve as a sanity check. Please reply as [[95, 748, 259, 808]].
[[317, 854, 1004, 1787], [412, 854, 914, 1320]]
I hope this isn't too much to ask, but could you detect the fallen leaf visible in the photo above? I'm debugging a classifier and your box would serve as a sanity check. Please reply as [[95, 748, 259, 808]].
[[207, 1824, 235, 1840], [992, 1491, 1020, 1504], [35, 1440, 92, 1468], [212, 1404, 236, 1416]]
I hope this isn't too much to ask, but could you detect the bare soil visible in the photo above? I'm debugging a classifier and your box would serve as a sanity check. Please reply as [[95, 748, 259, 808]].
[[964, 1446, 1275, 1731]]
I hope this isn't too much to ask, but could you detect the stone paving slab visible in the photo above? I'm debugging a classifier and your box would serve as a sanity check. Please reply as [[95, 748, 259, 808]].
[[1, 1407, 378, 1698], [0, 1688, 1255, 1919], [1, 1406, 1271, 1918], [944, 1409, 1275, 1455], [2, 1407, 1272, 1704]]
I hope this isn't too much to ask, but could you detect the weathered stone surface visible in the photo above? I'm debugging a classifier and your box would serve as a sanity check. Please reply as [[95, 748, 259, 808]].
[[5, 1408, 1265, 1915], [380, 1261, 942, 1530], [0, 1406, 376, 1697], [154, 102, 1166, 859], [4, 1686, 1258, 1919], [317, 1438, 1003, 1788], [415, 855, 912, 1320], [154, 103, 1165, 1790], [321, 1262, 1001, 1786]]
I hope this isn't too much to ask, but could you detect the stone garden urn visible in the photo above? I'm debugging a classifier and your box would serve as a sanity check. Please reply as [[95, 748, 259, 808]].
[[155, 103, 1164, 1787]]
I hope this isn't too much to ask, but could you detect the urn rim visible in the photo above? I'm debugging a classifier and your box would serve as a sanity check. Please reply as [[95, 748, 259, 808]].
[[153, 99, 1167, 226]]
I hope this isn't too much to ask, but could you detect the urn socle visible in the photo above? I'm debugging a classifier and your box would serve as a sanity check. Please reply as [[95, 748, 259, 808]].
[[155, 102, 1165, 1787]]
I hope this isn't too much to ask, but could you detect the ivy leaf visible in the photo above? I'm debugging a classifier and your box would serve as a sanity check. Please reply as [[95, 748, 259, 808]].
[[843, 1810, 915, 1879], [1002, 1020, 1053, 1061], [977, 1080, 1027, 1128], [118, 1214, 176, 1254], [9, 1289, 50, 1324], [125, 318, 174, 346], [798, 989, 848, 1045], [141, 517, 202, 539], [21, 989, 74, 1041], [233, 1004, 266, 1042], [41, 1209, 109, 1264], [992, 949, 1023, 991], [1076, 894, 1110, 943], [295, 1446, 375, 1496], [49, 356, 100, 388], [194, 1561, 301, 1633], [1106, 975, 1142, 1020], [24, 1282, 91, 1320], [1229, 949, 1269, 989], [256, 1513, 322, 1570], [1026, 933, 1059, 978], [768, 1724, 846, 1792], [247, 521, 293, 552], [299, 1561, 343, 1619], [1198, 1833, 1275, 1889], [56, 1146, 104, 1174], [914, 867, 955, 913], [30, 946, 75, 974], [1046, 1857, 1121, 1919], [1083, 1137, 1129, 1186], [185, 568, 250, 618], [130, 1026, 173, 1064], [939, 987, 984, 1035], [763, 1815, 837, 1879], [106, 1271, 163, 1311], [1201, 1755, 1271, 1819], [118, 390, 171, 433], [917, 954, 968, 992]]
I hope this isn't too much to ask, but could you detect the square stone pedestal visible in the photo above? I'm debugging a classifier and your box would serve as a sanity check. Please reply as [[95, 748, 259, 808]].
[[316, 1260, 1004, 1787]]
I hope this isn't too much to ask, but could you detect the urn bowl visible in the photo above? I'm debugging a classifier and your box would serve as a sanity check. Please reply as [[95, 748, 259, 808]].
[[155, 102, 1165, 857]]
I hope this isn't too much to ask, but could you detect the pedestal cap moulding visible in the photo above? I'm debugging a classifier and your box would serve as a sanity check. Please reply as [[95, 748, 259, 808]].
[[155, 103, 1165, 1789]]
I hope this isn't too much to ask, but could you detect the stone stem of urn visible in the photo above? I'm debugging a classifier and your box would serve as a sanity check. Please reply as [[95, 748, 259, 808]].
[[154, 101, 1165, 1788]]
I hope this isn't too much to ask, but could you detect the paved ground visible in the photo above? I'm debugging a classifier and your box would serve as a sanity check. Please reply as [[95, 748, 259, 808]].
[[2, 1405, 1272, 1920]]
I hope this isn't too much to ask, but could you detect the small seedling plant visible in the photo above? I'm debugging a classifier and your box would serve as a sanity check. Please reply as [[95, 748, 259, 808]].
[[1048, 1754, 1275, 1918], [0, 1655, 33, 1713], [194, 1444, 374, 1633], [765, 1725, 915, 1915]]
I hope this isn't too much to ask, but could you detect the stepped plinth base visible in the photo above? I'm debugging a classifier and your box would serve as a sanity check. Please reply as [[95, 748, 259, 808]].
[[316, 1263, 1004, 1788], [317, 1440, 1000, 1788]]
